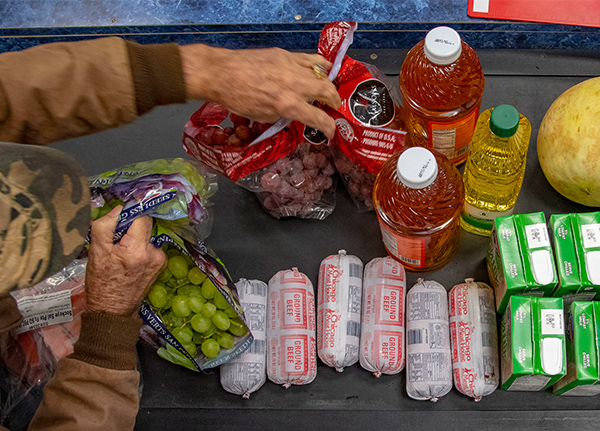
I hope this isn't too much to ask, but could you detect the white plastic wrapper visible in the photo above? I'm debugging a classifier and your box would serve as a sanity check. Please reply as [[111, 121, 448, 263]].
[[359, 257, 406, 377], [317, 250, 363, 372], [406, 279, 453, 402], [448, 278, 499, 401], [267, 268, 317, 388], [220, 279, 268, 398]]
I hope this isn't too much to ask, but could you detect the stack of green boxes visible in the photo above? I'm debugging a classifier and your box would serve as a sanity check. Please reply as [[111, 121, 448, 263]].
[[550, 212, 600, 302], [500, 296, 566, 391], [487, 211, 558, 314], [554, 301, 600, 396], [486, 211, 600, 393]]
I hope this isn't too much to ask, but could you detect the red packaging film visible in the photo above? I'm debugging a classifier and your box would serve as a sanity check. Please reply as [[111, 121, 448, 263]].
[[266, 268, 317, 388], [318, 22, 407, 211], [359, 257, 406, 377]]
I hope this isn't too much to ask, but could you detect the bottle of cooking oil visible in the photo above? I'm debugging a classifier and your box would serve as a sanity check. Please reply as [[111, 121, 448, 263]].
[[399, 26, 484, 165], [460, 104, 532, 236], [373, 147, 464, 272]]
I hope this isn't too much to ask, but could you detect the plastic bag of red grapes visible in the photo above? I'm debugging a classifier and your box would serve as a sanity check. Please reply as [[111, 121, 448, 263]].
[[183, 103, 337, 220], [318, 21, 407, 211]]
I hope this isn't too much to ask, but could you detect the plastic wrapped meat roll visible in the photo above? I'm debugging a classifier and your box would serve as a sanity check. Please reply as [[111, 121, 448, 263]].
[[220, 279, 268, 398], [317, 250, 363, 372], [359, 257, 406, 377], [267, 268, 317, 388], [406, 279, 453, 401]]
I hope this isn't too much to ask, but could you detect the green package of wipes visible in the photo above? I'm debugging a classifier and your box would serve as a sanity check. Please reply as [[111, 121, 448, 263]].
[[487, 212, 558, 314], [500, 296, 566, 391], [553, 301, 600, 396]]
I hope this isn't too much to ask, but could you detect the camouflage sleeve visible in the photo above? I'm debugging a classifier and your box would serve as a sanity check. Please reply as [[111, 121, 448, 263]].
[[0, 37, 138, 145]]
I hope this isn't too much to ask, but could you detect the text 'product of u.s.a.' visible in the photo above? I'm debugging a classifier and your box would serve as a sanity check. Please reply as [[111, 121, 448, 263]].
[[359, 257, 406, 377], [487, 212, 558, 314], [317, 250, 363, 372], [267, 268, 317, 388], [406, 279, 453, 401], [553, 301, 600, 396], [220, 279, 268, 398], [448, 279, 499, 401], [500, 296, 566, 391]]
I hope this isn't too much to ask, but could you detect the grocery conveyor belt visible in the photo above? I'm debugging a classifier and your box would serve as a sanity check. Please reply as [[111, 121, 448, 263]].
[[51, 49, 600, 431]]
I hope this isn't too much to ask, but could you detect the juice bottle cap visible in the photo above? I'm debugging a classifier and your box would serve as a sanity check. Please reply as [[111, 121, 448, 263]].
[[424, 26, 462, 65], [491, 104, 520, 137], [396, 147, 438, 189]]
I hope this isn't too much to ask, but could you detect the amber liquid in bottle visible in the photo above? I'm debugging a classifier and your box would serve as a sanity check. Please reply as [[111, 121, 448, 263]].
[[399, 30, 484, 165], [373, 148, 464, 272]]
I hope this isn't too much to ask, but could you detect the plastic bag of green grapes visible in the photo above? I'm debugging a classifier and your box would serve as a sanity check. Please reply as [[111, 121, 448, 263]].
[[138, 226, 253, 371], [89, 158, 217, 242]]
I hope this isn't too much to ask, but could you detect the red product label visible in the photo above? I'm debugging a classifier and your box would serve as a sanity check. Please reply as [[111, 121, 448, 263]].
[[373, 330, 403, 372], [373, 259, 405, 281], [375, 284, 403, 326], [281, 288, 308, 330], [327, 109, 406, 174], [457, 321, 474, 363], [449, 284, 469, 318], [457, 367, 478, 396], [323, 308, 342, 349], [283, 334, 309, 375]]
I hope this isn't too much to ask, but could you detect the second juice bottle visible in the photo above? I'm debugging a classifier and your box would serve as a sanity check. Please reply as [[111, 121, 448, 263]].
[[399, 26, 484, 165]]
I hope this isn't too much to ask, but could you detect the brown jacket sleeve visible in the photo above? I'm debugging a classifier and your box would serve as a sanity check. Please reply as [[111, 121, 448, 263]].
[[27, 312, 143, 431], [0, 37, 186, 146]]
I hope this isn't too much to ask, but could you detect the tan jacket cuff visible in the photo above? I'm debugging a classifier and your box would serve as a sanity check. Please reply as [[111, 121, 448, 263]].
[[125, 40, 187, 115], [69, 312, 142, 370]]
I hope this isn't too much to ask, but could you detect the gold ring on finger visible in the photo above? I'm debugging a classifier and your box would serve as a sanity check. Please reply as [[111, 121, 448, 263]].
[[312, 63, 328, 80]]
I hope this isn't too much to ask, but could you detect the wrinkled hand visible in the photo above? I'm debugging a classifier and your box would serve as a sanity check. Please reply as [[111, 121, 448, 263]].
[[180, 45, 342, 139], [85, 207, 166, 316]]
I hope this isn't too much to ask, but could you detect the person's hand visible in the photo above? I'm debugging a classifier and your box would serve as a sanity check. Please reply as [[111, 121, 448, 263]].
[[180, 45, 342, 139], [85, 207, 166, 316]]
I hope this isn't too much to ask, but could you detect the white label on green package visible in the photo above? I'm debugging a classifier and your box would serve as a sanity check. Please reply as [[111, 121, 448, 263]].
[[580, 223, 600, 249], [541, 309, 564, 335], [525, 223, 550, 249], [14, 290, 73, 334]]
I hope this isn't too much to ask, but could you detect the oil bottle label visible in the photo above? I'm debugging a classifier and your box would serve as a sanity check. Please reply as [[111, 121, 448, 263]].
[[462, 202, 514, 231], [428, 109, 478, 163], [378, 218, 425, 268]]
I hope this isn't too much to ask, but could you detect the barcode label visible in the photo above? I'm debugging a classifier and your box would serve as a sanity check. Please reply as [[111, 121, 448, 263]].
[[245, 281, 267, 298], [482, 332, 491, 348], [525, 223, 550, 249], [455, 143, 470, 157], [581, 224, 600, 249], [246, 339, 266, 355], [399, 255, 421, 266], [349, 263, 362, 278], [407, 329, 424, 345], [541, 309, 564, 335], [346, 320, 361, 337]]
